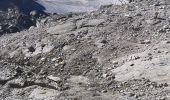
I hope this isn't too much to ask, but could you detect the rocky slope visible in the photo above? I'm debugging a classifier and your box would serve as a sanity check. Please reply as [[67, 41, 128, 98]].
[[1, 0, 170, 100]]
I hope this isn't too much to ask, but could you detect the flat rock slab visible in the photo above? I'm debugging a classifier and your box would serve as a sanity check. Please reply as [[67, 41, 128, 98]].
[[112, 41, 170, 84], [29, 87, 61, 99], [47, 22, 76, 34], [68, 76, 90, 84], [87, 19, 105, 27], [47, 75, 61, 82]]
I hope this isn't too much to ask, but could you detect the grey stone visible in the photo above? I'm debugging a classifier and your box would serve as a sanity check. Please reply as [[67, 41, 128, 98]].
[[47, 22, 76, 34], [86, 19, 105, 27], [47, 75, 61, 82]]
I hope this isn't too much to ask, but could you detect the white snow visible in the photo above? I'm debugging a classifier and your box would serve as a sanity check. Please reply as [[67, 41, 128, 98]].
[[37, 0, 128, 13]]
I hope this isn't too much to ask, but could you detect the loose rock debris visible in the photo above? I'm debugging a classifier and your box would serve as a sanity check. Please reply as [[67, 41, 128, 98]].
[[1, 0, 170, 100]]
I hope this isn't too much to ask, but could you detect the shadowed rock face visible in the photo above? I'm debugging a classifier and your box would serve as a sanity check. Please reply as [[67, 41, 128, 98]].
[[0, 0, 20, 11], [0, 0, 46, 35], [19, 0, 45, 14], [0, 0, 45, 14]]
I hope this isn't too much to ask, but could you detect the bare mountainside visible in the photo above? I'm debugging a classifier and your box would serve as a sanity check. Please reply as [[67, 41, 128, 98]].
[[1, 0, 170, 100]]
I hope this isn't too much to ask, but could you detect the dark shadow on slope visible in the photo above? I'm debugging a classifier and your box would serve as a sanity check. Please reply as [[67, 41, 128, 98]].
[[0, 0, 46, 13], [0, 0, 20, 11], [0, 0, 47, 35], [19, 0, 46, 15]]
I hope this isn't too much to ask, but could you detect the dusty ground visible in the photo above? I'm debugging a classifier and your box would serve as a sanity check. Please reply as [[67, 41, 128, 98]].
[[1, 0, 170, 100]]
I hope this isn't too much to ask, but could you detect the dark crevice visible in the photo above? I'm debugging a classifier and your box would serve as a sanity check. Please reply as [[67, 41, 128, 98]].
[[9, 81, 58, 90], [0, 80, 9, 86], [0, 77, 15, 86]]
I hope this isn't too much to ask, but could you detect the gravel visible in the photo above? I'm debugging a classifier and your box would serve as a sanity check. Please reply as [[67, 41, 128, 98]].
[[0, 0, 170, 100]]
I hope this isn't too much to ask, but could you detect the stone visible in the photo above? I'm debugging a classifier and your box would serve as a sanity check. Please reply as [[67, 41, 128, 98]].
[[130, 63, 134, 66], [59, 61, 65, 65], [29, 88, 61, 99], [47, 75, 61, 82], [112, 61, 118, 65], [23, 43, 54, 57], [128, 92, 135, 97], [71, 48, 76, 51], [54, 63, 59, 67], [76, 19, 87, 28], [42, 45, 54, 53], [8, 78, 25, 87], [41, 58, 46, 61], [140, 40, 151, 44], [62, 45, 72, 51], [51, 58, 57, 62], [47, 22, 76, 34], [68, 76, 89, 84], [0, 25, 2, 30], [30, 10, 39, 18], [101, 90, 107, 93], [28, 46, 35, 53], [87, 19, 105, 27], [103, 74, 108, 78]]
